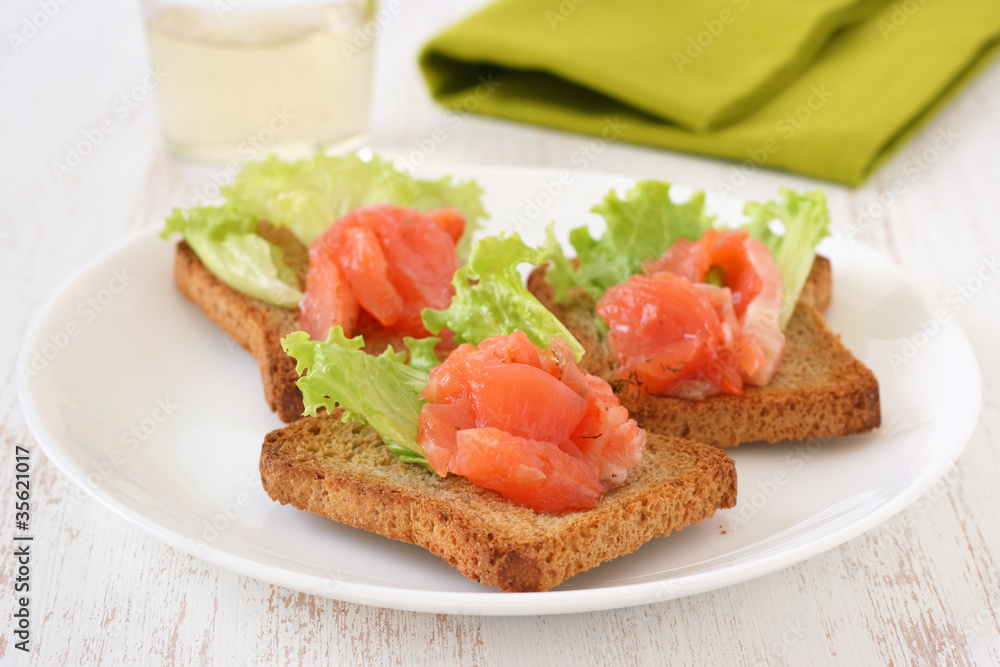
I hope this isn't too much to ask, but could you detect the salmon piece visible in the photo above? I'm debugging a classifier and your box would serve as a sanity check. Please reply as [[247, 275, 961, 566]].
[[738, 239, 785, 385], [419, 398, 476, 475], [455, 428, 603, 514], [643, 235, 710, 284], [465, 362, 587, 444], [706, 230, 763, 318], [380, 216, 458, 337], [651, 228, 783, 384], [418, 330, 646, 513], [339, 225, 403, 327], [477, 329, 560, 375], [597, 273, 746, 400], [426, 207, 466, 243], [299, 203, 463, 340], [299, 241, 359, 339], [551, 338, 646, 487], [645, 229, 762, 317], [601, 229, 784, 398], [694, 282, 765, 384]]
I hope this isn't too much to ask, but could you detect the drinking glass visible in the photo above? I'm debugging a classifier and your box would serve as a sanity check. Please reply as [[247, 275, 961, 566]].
[[141, 0, 374, 161]]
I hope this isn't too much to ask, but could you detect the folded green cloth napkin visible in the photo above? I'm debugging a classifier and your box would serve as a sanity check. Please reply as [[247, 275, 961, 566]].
[[420, 0, 1000, 185]]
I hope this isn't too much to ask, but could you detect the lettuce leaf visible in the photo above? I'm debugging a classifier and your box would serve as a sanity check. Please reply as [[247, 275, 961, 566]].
[[422, 233, 585, 361], [223, 152, 487, 255], [540, 224, 580, 304], [281, 328, 432, 469], [400, 336, 442, 374], [743, 189, 831, 328], [284, 234, 587, 469], [161, 152, 488, 309], [544, 181, 714, 302], [542, 180, 830, 331], [160, 203, 303, 308]]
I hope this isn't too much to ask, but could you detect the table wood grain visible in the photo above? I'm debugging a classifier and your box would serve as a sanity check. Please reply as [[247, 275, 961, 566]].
[[2, 0, 998, 664]]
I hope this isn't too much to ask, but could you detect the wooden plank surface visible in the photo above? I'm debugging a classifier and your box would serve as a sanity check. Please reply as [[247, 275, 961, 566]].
[[1, 0, 998, 664]]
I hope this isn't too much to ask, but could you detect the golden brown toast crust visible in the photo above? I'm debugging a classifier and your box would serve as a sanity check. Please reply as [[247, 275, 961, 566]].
[[259, 414, 738, 592], [525, 258, 880, 447], [174, 241, 417, 422], [798, 255, 831, 312], [175, 237, 858, 441]]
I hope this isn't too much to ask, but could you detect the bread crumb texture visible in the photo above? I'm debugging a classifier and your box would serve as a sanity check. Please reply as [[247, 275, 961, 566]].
[[260, 415, 737, 592]]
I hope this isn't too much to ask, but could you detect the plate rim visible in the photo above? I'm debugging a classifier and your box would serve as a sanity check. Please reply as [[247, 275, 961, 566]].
[[17, 166, 982, 615]]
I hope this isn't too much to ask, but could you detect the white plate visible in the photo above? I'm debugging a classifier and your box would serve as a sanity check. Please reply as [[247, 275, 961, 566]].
[[18, 167, 980, 616]]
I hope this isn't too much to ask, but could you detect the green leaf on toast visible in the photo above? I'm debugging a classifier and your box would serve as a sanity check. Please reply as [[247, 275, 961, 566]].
[[743, 189, 831, 328], [161, 152, 488, 309], [223, 152, 487, 255], [542, 180, 831, 332], [543, 181, 714, 302], [401, 336, 442, 374], [422, 233, 585, 361], [161, 203, 303, 308], [541, 224, 580, 304], [281, 328, 432, 469]]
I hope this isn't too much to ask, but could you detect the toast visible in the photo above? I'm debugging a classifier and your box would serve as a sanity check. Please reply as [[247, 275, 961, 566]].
[[259, 413, 738, 592], [174, 227, 416, 422], [525, 257, 881, 446]]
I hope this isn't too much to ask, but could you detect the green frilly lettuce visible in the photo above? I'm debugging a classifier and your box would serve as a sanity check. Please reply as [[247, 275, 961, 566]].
[[422, 233, 585, 361], [543, 181, 830, 331], [281, 328, 433, 469], [161, 152, 487, 308], [282, 233, 587, 468], [743, 189, 831, 328], [543, 181, 714, 302], [224, 152, 486, 253], [160, 203, 303, 308]]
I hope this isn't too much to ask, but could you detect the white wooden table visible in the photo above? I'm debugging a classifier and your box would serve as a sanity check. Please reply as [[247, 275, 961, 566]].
[[3, 1, 998, 664]]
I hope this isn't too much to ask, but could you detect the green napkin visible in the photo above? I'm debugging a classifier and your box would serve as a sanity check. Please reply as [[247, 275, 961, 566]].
[[420, 0, 1000, 185]]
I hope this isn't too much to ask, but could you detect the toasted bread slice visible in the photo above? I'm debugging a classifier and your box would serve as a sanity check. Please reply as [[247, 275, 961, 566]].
[[174, 235, 416, 422], [525, 258, 880, 446], [260, 413, 737, 592], [174, 233, 862, 441], [797, 255, 832, 313]]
